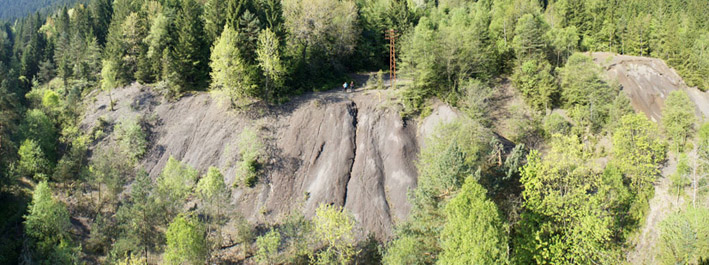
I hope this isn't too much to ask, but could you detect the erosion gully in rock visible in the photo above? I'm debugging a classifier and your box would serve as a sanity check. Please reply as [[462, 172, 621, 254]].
[[81, 85, 459, 241]]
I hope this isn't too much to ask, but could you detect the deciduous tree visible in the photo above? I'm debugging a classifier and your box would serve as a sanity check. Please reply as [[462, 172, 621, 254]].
[[210, 25, 257, 107], [662, 90, 697, 153], [438, 176, 508, 264]]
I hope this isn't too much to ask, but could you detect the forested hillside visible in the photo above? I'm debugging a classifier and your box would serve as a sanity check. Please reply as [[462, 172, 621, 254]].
[[0, 0, 83, 20], [0, 0, 708, 264]]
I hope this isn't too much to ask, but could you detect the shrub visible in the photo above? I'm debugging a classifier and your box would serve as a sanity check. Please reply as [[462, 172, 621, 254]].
[[311, 204, 357, 265], [235, 127, 264, 187], [114, 117, 148, 161], [542, 112, 571, 136], [255, 230, 281, 264]]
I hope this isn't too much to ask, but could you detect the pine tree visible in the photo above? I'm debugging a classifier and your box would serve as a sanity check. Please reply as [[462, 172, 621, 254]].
[[203, 0, 227, 45], [237, 10, 262, 62], [512, 13, 549, 59], [89, 0, 113, 45], [172, 0, 210, 91]]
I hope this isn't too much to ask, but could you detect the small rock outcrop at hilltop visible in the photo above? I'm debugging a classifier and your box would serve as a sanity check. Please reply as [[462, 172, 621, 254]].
[[81, 85, 459, 240], [593, 52, 709, 122]]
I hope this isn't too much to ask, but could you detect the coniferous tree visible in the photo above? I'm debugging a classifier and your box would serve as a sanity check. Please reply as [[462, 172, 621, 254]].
[[203, 0, 227, 45], [512, 13, 549, 60], [89, 0, 113, 45], [237, 10, 262, 62], [171, 0, 210, 91]]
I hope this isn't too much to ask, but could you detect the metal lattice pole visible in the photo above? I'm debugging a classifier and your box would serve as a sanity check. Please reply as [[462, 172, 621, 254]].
[[385, 29, 397, 89]]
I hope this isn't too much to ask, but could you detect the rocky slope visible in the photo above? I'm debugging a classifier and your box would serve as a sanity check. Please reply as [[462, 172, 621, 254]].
[[81, 85, 459, 240], [592, 52, 708, 122]]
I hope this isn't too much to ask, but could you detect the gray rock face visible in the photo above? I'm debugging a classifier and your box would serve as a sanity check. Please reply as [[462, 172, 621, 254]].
[[82, 85, 457, 239], [592, 52, 707, 122]]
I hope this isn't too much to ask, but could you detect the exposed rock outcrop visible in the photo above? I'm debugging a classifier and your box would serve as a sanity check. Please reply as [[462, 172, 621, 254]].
[[593, 52, 708, 122], [81, 85, 458, 240]]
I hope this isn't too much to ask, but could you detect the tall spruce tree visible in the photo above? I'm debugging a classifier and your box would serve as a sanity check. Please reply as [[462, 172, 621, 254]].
[[171, 0, 209, 91]]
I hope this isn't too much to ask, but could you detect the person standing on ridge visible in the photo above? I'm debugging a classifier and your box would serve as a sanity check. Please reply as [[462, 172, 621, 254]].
[[343, 82, 348, 92], [350, 81, 354, 92]]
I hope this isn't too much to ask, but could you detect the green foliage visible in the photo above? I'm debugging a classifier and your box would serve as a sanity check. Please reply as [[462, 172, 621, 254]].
[[196, 167, 229, 255], [113, 170, 162, 261], [670, 153, 691, 199], [197, 167, 227, 201], [460, 79, 493, 125], [657, 207, 709, 264], [311, 204, 357, 265], [21, 108, 57, 161], [255, 229, 282, 264], [17, 139, 52, 180], [164, 214, 207, 265], [156, 156, 199, 219], [280, 211, 314, 263], [256, 28, 286, 102], [607, 92, 635, 131], [511, 58, 558, 110], [385, 119, 492, 264], [116, 253, 147, 265], [399, 3, 496, 113], [100, 59, 119, 109], [547, 26, 579, 65], [542, 112, 571, 136], [376, 70, 385, 90], [489, 0, 541, 56], [235, 127, 264, 187], [516, 135, 621, 264], [41, 90, 60, 111], [210, 24, 258, 107], [0, 0, 80, 20], [171, 0, 210, 91], [508, 106, 545, 149], [89, 145, 133, 206], [662, 90, 697, 153], [611, 113, 667, 229], [438, 176, 509, 264], [283, 0, 359, 61], [234, 214, 256, 245], [512, 13, 549, 59], [382, 234, 422, 265], [559, 53, 617, 132], [114, 118, 148, 162], [203, 0, 227, 45], [143, 12, 171, 83], [612, 113, 666, 192], [24, 181, 78, 264]]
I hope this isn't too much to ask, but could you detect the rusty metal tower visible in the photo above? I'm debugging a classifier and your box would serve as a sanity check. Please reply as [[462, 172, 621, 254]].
[[385, 29, 398, 88]]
